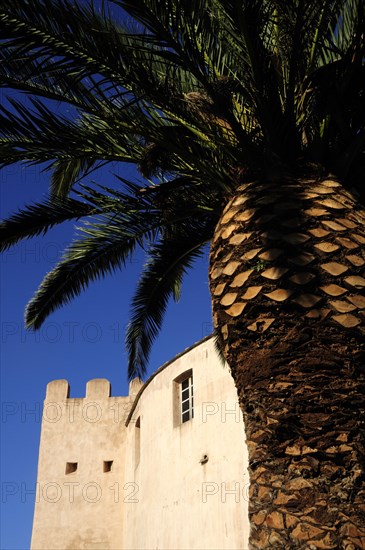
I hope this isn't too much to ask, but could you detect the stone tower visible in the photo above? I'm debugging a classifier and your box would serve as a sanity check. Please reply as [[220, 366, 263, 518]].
[[31, 377, 143, 549]]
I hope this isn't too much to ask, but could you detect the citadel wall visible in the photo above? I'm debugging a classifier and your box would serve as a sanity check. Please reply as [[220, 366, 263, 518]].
[[124, 337, 250, 550], [31, 337, 249, 549]]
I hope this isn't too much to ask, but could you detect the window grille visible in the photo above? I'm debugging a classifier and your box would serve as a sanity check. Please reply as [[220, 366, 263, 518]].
[[181, 374, 194, 423]]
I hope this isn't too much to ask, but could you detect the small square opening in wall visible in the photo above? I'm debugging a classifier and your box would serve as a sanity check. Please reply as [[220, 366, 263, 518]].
[[65, 462, 78, 475], [103, 460, 113, 473]]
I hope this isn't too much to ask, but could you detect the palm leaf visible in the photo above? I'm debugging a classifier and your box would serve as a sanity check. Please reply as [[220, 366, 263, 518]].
[[24, 213, 154, 330], [126, 226, 213, 378], [0, 196, 97, 251]]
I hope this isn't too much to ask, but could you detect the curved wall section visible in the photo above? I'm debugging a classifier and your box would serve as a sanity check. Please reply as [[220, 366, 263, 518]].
[[123, 337, 249, 550]]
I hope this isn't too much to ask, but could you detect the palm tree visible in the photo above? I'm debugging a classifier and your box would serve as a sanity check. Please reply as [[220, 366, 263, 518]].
[[1, 0, 364, 546]]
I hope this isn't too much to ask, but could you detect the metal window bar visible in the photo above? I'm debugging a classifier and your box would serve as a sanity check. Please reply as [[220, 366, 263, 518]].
[[181, 375, 194, 423]]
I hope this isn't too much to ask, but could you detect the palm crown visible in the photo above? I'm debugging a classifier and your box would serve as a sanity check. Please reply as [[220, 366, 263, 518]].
[[0, 0, 364, 377]]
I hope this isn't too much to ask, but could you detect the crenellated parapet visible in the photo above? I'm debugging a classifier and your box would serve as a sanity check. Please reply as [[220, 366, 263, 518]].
[[41, 377, 144, 429], [45, 377, 143, 402]]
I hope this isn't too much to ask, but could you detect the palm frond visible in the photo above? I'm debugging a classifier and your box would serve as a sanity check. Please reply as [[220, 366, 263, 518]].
[[0, 96, 149, 192], [24, 213, 155, 330], [48, 158, 99, 197], [114, 0, 215, 81], [0, 196, 96, 251], [24, 177, 218, 332], [126, 227, 212, 378], [0, 0, 129, 88]]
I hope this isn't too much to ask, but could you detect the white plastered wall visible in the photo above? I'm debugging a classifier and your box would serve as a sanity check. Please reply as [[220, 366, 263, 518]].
[[123, 337, 250, 550]]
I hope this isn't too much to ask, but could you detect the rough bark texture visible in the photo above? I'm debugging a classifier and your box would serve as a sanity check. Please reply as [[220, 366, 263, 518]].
[[209, 177, 365, 549]]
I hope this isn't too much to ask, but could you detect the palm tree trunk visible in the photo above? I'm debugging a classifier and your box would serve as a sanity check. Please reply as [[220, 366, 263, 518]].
[[209, 177, 365, 549]]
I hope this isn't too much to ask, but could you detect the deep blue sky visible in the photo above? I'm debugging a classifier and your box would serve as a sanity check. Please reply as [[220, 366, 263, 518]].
[[0, 160, 212, 549]]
